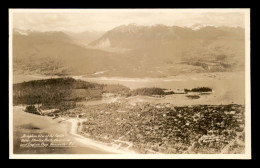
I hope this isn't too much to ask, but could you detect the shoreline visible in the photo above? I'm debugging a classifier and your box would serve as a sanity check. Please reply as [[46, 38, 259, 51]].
[[62, 117, 138, 154], [13, 106, 137, 154]]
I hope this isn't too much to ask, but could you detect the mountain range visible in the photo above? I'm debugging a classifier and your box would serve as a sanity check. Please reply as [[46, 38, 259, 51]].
[[12, 24, 245, 77]]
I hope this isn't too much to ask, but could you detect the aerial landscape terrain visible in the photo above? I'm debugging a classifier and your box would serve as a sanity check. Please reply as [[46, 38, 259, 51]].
[[11, 11, 247, 155]]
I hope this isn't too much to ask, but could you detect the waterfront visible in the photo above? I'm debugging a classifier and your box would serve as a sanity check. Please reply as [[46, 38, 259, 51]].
[[13, 106, 117, 154]]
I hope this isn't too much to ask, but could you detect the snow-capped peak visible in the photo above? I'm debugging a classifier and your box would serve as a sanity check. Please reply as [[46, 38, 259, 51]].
[[188, 24, 215, 31], [13, 28, 32, 36]]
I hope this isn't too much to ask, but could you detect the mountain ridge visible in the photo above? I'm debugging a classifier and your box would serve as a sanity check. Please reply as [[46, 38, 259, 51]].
[[90, 24, 244, 48], [12, 24, 245, 77]]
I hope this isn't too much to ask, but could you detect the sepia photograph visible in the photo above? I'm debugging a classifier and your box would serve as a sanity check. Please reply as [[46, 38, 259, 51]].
[[9, 8, 251, 159]]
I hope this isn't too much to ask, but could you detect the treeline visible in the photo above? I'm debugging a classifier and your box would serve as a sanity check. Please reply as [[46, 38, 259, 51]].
[[13, 78, 103, 108], [184, 87, 212, 93], [13, 78, 74, 106], [13, 78, 133, 109], [131, 87, 174, 96], [132, 87, 212, 96], [103, 84, 131, 97]]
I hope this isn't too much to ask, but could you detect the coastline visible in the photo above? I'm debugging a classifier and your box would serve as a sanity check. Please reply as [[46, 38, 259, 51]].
[[13, 106, 136, 154], [63, 117, 138, 154]]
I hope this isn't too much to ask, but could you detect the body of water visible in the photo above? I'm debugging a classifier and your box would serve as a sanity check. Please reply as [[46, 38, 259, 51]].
[[13, 106, 113, 154], [74, 72, 245, 105]]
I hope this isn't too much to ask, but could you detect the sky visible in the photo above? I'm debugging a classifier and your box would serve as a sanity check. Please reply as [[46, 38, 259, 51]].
[[12, 9, 246, 33]]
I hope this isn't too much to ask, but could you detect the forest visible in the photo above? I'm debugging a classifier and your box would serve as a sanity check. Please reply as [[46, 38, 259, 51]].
[[13, 78, 212, 112]]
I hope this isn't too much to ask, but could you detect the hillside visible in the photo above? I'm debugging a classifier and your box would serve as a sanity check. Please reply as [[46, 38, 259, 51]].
[[65, 30, 104, 46], [13, 30, 138, 76], [90, 24, 245, 72]]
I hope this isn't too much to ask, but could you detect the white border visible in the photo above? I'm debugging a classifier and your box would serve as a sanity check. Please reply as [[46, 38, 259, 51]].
[[8, 8, 249, 13], [9, 8, 251, 159]]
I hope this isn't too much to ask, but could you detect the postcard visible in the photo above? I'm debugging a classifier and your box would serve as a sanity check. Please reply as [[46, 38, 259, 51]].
[[9, 8, 251, 159]]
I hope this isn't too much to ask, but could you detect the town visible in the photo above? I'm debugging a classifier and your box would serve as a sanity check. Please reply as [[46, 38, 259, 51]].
[[47, 102, 245, 154]]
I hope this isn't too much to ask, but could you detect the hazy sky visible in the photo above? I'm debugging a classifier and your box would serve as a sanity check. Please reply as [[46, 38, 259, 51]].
[[12, 9, 245, 32]]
